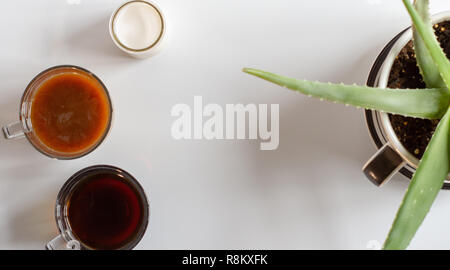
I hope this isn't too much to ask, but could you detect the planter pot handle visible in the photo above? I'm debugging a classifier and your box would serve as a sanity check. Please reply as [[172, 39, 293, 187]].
[[363, 144, 405, 186]]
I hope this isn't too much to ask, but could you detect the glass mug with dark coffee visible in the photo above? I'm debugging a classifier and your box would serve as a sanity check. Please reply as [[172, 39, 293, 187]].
[[46, 165, 150, 250], [2, 65, 113, 159]]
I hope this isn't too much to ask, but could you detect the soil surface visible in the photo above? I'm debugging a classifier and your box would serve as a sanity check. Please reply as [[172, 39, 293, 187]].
[[388, 21, 450, 159]]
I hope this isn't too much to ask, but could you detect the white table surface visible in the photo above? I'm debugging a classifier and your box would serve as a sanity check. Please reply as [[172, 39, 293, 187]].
[[1, 0, 450, 250]]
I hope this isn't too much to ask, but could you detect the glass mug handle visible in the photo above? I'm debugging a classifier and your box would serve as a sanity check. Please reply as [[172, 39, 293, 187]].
[[46, 234, 81, 250], [363, 143, 405, 186], [2, 121, 25, 139]]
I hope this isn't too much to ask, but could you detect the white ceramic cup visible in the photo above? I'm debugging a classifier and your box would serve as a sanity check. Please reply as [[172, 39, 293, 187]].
[[109, 0, 166, 59]]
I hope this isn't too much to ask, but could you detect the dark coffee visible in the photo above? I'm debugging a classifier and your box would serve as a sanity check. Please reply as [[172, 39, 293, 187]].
[[67, 171, 146, 250]]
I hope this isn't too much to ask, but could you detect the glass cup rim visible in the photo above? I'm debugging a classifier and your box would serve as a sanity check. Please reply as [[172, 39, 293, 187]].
[[20, 65, 113, 160], [110, 0, 165, 53], [54, 165, 150, 250]]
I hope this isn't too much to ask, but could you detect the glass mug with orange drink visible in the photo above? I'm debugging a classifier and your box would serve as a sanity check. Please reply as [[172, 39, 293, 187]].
[[2, 65, 112, 159]]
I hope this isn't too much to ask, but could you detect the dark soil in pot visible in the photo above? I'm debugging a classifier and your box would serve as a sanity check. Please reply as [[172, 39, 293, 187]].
[[388, 21, 450, 159]]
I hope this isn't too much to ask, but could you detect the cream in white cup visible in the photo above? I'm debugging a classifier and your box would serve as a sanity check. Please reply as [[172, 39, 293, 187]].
[[109, 0, 166, 58]]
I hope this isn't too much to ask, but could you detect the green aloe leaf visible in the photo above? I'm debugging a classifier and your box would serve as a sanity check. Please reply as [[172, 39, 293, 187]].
[[413, 0, 446, 88], [383, 107, 450, 250], [403, 0, 450, 90], [243, 68, 449, 119]]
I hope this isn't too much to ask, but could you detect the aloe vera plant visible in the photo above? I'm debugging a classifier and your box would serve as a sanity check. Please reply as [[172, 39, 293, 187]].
[[244, 0, 450, 250]]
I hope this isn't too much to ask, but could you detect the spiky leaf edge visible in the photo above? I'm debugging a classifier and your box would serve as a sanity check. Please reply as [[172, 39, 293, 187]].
[[243, 68, 449, 119], [383, 107, 450, 249], [404, 0, 450, 90], [413, 0, 446, 88]]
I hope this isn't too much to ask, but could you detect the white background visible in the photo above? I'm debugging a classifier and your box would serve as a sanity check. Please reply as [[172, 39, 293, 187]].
[[0, 0, 450, 250]]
